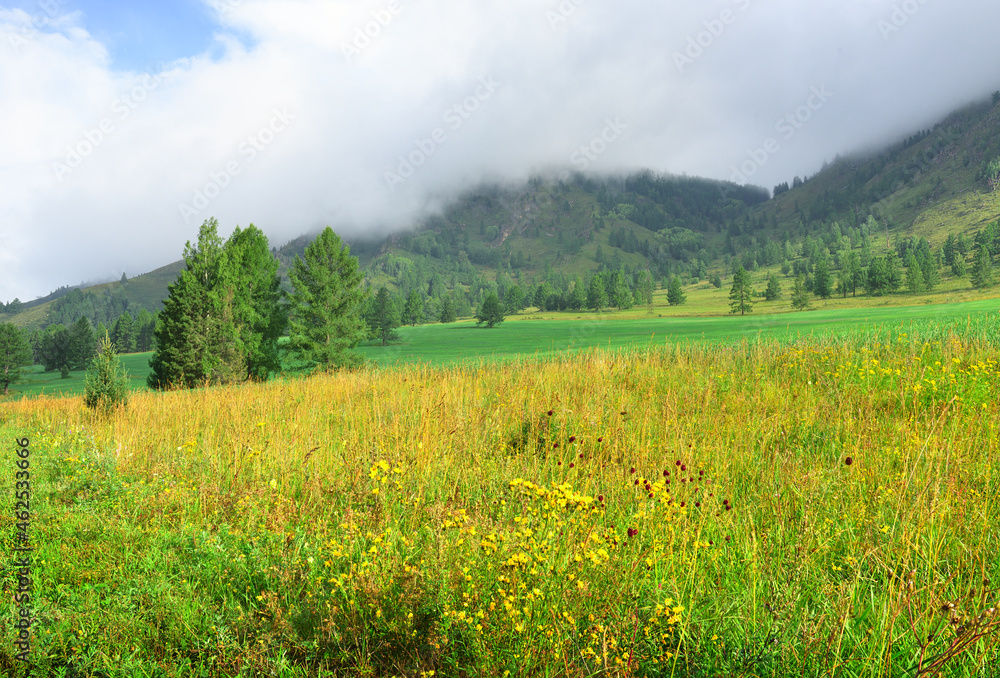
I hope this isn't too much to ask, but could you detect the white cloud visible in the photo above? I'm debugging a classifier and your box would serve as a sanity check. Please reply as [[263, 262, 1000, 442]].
[[2, 0, 1000, 301]]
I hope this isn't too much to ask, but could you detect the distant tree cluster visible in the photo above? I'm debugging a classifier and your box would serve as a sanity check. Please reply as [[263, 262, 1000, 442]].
[[36, 317, 97, 378], [148, 219, 286, 388]]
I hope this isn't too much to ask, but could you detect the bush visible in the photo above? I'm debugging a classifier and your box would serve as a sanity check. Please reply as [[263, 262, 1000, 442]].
[[84, 334, 130, 414]]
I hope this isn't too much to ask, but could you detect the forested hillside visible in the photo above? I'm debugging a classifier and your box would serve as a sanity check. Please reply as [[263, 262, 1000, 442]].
[[3, 93, 1000, 334]]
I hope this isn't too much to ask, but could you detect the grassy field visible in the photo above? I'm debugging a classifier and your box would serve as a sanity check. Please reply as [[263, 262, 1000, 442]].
[[1, 313, 999, 676], [4, 297, 999, 401]]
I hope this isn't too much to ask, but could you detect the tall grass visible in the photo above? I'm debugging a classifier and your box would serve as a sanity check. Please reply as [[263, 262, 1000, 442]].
[[1, 320, 999, 676]]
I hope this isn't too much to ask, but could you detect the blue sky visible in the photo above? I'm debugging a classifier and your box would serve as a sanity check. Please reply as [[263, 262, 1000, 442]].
[[7, 0, 228, 69], [3, 0, 1000, 302]]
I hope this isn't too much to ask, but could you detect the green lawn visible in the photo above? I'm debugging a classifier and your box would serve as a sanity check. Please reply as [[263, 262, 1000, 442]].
[[4, 297, 997, 400]]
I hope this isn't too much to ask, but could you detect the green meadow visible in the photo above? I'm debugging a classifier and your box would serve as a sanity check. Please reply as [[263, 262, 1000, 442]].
[[5, 298, 998, 401]]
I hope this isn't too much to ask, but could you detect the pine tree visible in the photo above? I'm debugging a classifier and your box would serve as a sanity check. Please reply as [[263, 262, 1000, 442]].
[[84, 333, 130, 414], [764, 274, 782, 301], [475, 291, 505, 328], [403, 290, 423, 326], [970, 245, 995, 289], [286, 227, 369, 370], [791, 275, 811, 310], [667, 276, 686, 305], [728, 266, 754, 316], [0, 323, 33, 395]]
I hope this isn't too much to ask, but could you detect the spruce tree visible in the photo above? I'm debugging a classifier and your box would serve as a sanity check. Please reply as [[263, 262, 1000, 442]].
[[286, 227, 368, 370]]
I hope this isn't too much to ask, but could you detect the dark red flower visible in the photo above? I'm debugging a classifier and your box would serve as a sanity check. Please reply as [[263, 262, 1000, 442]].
[[845, 456, 853, 466], [569, 436, 576, 443], [547, 409, 554, 416]]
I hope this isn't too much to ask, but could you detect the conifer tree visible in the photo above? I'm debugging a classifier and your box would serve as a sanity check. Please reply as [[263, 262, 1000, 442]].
[[402, 290, 423, 326], [366, 286, 401, 346], [148, 219, 239, 388], [84, 334, 130, 414], [728, 266, 754, 316], [791, 275, 811, 310], [0, 323, 33, 395], [764, 274, 782, 301], [286, 227, 368, 370], [111, 311, 137, 353], [586, 276, 607, 312], [439, 294, 457, 323], [970, 245, 995, 289], [475, 291, 505, 328], [667, 276, 686, 305], [220, 224, 286, 381]]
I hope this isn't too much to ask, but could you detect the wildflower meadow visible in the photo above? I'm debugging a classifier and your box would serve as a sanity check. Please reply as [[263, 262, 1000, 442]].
[[1, 314, 999, 676]]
